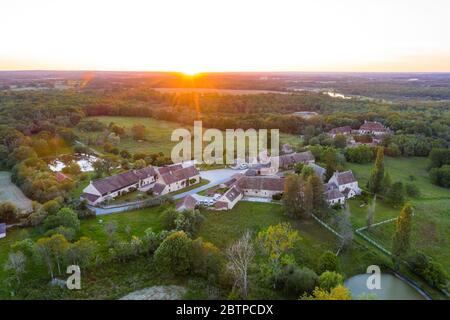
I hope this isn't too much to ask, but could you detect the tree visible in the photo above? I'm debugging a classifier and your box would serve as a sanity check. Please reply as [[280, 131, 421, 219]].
[[392, 204, 413, 267], [324, 148, 338, 180], [257, 223, 301, 268], [317, 250, 339, 274], [36, 234, 70, 278], [333, 134, 347, 149], [381, 171, 392, 194], [226, 230, 254, 298], [303, 179, 313, 218], [405, 183, 421, 198], [308, 174, 327, 216], [367, 147, 384, 194], [161, 208, 179, 230], [43, 207, 80, 233], [301, 285, 352, 300], [385, 182, 405, 207], [4, 251, 27, 284], [429, 148, 450, 168], [283, 174, 303, 218], [366, 195, 376, 230], [62, 162, 81, 175], [174, 209, 205, 237], [338, 204, 353, 249], [294, 162, 304, 174], [66, 237, 98, 267], [430, 165, 450, 188], [318, 271, 344, 291], [0, 201, 19, 224], [280, 265, 318, 296], [154, 231, 192, 276], [190, 238, 222, 281], [133, 159, 146, 169], [131, 124, 147, 141]]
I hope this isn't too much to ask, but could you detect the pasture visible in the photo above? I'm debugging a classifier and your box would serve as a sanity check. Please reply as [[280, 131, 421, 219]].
[[345, 156, 450, 274], [76, 116, 301, 157]]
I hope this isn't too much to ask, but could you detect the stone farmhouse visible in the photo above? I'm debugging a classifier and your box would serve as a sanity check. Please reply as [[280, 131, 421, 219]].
[[275, 151, 315, 169], [152, 165, 200, 196], [214, 176, 284, 210], [328, 126, 353, 138], [325, 170, 361, 205], [81, 164, 199, 205]]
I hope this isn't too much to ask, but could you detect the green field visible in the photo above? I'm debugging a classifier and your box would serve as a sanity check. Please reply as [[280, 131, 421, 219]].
[[0, 201, 385, 299], [76, 116, 301, 157], [346, 156, 450, 199], [345, 156, 450, 274]]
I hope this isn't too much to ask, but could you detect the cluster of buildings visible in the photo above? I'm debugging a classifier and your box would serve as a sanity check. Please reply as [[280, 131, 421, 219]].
[[176, 150, 360, 212], [81, 163, 200, 206], [328, 121, 391, 138]]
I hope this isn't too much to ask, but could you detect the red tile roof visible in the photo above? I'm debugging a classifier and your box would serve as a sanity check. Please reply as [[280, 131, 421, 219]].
[[176, 195, 198, 211]]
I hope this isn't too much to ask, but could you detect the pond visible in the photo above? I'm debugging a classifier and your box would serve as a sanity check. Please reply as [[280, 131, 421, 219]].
[[345, 273, 426, 300], [48, 154, 99, 172]]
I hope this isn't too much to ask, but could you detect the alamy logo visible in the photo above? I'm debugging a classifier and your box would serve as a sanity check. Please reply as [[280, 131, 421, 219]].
[[171, 121, 280, 171], [366, 265, 381, 290], [66, 265, 81, 290]]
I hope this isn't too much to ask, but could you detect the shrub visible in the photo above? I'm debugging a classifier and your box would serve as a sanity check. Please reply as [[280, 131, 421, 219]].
[[280, 265, 318, 296], [43, 207, 80, 232], [407, 252, 449, 289], [317, 250, 339, 274], [175, 210, 205, 236], [405, 183, 421, 198], [190, 238, 222, 282], [154, 231, 192, 276], [272, 193, 283, 201], [0, 201, 19, 224], [318, 271, 344, 291], [161, 208, 179, 230]]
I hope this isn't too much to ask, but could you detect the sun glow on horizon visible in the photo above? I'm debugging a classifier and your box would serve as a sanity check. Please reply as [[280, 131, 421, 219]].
[[1, 0, 450, 72]]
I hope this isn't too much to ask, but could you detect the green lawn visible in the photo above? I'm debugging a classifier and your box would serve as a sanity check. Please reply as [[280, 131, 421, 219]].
[[198, 202, 384, 277], [346, 156, 450, 199], [76, 116, 301, 158]]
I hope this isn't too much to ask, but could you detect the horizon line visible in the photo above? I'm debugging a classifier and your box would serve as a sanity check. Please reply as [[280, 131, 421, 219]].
[[1, 69, 450, 74]]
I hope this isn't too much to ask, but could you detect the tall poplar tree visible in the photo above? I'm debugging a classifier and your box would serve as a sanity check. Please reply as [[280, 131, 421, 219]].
[[368, 147, 385, 194], [392, 204, 413, 268]]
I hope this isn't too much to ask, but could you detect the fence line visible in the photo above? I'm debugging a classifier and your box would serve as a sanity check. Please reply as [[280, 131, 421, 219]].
[[311, 214, 343, 239]]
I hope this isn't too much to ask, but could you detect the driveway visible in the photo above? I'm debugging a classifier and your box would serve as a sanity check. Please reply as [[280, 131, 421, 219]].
[[173, 168, 245, 200]]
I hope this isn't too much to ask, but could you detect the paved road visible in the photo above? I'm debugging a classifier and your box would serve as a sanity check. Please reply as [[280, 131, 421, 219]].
[[173, 168, 245, 200]]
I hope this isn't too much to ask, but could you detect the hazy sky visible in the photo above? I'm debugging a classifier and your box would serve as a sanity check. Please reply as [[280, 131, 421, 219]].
[[1, 0, 449, 72]]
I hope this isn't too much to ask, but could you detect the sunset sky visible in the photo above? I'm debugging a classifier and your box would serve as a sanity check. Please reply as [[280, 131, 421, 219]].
[[1, 0, 449, 73]]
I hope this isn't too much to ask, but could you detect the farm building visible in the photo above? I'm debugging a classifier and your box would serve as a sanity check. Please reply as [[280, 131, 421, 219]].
[[357, 121, 391, 136], [328, 126, 352, 138]]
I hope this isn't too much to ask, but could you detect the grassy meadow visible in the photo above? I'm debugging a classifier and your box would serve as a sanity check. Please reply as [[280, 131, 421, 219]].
[[345, 156, 450, 274], [75, 116, 301, 157]]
